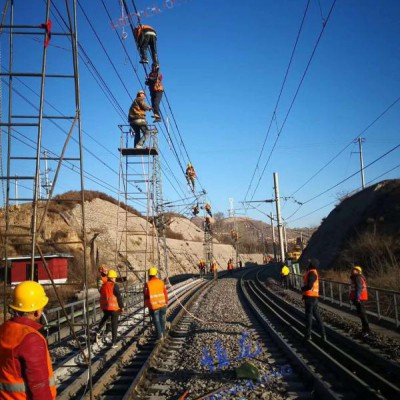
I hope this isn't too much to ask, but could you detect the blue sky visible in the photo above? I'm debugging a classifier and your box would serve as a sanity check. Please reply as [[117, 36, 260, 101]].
[[1, 0, 400, 228]]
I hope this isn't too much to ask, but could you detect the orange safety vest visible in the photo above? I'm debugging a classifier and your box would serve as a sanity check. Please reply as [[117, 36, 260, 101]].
[[228, 262, 233, 270], [145, 278, 167, 311], [350, 275, 368, 301], [0, 321, 56, 400], [303, 269, 319, 297], [134, 24, 156, 40], [100, 281, 119, 311], [148, 71, 164, 92]]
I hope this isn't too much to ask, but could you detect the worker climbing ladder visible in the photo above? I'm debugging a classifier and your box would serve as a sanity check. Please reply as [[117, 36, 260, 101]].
[[116, 124, 168, 281], [200, 192, 213, 271]]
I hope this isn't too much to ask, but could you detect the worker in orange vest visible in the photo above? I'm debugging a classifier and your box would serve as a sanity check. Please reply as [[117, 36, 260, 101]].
[[212, 261, 218, 280], [128, 90, 152, 149], [301, 258, 326, 342], [97, 269, 124, 348], [97, 264, 108, 289], [134, 24, 158, 65], [350, 265, 370, 337], [145, 63, 164, 123], [144, 267, 168, 339], [0, 281, 56, 399], [227, 259, 234, 275], [186, 163, 196, 190], [205, 202, 212, 217]]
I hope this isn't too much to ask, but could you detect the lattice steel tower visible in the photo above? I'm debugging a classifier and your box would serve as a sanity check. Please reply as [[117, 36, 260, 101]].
[[116, 125, 168, 281]]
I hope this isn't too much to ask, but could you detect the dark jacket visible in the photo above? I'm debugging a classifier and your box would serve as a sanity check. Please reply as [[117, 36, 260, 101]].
[[128, 96, 151, 122], [113, 282, 124, 309]]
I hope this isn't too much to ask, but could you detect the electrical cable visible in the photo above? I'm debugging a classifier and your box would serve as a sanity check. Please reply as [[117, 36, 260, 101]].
[[289, 94, 400, 197], [243, 0, 311, 204], [248, 0, 337, 202]]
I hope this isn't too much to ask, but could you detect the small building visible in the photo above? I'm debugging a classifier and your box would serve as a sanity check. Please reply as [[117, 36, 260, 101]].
[[1, 253, 73, 285]]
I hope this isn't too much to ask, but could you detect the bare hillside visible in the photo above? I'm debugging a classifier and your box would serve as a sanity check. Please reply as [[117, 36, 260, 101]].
[[1, 193, 263, 285], [301, 179, 400, 271]]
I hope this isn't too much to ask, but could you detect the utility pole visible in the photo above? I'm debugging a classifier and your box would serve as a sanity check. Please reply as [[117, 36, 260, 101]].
[[42, 150, 52, 199], [273, 172, 285, 262], [357, 136, 366, 189], [283, 225, 288, 255], [270, 212, 277, 261]]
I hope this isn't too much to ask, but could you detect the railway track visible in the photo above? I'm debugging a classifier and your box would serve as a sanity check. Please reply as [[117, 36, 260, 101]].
[[55, 277, 206, 400], [128, 269, 310, 400], [240, 267, 400, 399]]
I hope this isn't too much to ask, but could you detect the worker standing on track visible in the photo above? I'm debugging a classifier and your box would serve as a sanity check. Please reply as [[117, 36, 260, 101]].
[[212, 261, 218, 280], [301, 258, 326, 342], [281, 264, 290, 289], [128, 90, 152, 149], [0, 281, 56, 399], [144, 267, 168, 340], [97, 269, 124, 348], [134, 24, 159, 65], [350, 265, 371, 337], [186, 163, 196, 190], [227, 259, 234, 275], [145, 63, 163, 123], [97, 264, 108, 290], [198, 259, 206, 278]]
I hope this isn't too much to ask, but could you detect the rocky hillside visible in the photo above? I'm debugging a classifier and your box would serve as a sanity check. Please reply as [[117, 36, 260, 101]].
[[300, 179, 400, 271], [1, 192, 264, 285]]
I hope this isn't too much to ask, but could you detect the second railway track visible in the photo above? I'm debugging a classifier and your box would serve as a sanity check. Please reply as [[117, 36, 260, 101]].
[[241, 267, 400, 399]]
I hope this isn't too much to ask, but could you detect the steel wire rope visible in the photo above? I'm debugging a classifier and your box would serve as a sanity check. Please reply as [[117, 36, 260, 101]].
[[6, 65, 120, 161], [77, 0, 133, 102], [285, 143, 400, 224], [299, 142, 400, 205], [248, 0, 337, 202], [49, 2, 127, 119], [289, 94, 400, 197], [243, 0, 311, 204], [86, 0, 197, 205], [119, 0, 206, 198], [5, 128, 139, 200], [148, 174, 232, 326], [103, 0, 210, 210]]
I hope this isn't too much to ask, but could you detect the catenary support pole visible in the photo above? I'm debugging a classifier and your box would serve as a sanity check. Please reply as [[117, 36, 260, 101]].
[[273, 172, 285, 262]]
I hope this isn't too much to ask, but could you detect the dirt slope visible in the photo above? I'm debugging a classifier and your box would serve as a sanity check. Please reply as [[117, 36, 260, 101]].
[[1, 196, 263, 284], [300, 179, 400, 269]]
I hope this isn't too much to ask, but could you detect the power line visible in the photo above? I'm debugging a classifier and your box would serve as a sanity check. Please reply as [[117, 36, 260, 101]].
[[243, 0, 311, 203], [290, 94, 400, 197], [301, 142, 400, 205], [248, 0, 337, 201]]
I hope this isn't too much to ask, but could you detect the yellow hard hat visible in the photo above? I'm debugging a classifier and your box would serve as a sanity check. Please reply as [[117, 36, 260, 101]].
[[188, 162, 192, 167], [107, 269, 118, 278], [9, 281, 49, 312], [149, 267, 158, 276], [353, 266, 362, 273]]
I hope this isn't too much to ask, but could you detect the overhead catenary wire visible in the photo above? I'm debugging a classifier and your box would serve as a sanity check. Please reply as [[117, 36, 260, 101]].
[[46, 2, 192, 211], [248, 0, 337, 202], [243, 0, 311, 204], [289, 94, 400, 197], [286, 144, 400, 224]]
